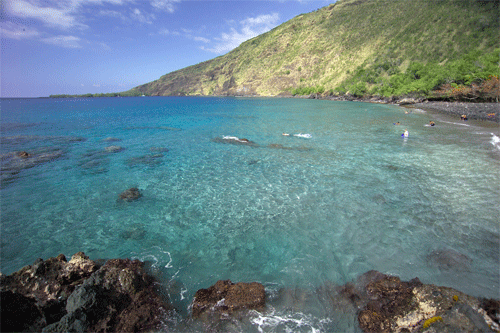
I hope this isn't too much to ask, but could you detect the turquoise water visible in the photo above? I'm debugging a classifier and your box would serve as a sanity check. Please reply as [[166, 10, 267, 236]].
[[1, 97, 499, 331]]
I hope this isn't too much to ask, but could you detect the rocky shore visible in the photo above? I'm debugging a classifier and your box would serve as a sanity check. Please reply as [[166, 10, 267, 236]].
[[410, 101, 499, 123], [1, 253, 499, 332], [287, 92, 499, 123]]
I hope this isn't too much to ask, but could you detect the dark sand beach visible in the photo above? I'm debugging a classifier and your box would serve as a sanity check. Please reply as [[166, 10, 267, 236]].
[[411, 101, 499, 123]]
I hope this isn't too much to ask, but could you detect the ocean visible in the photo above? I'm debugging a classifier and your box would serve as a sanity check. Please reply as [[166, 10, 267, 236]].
[[1, 97, 499, 331]]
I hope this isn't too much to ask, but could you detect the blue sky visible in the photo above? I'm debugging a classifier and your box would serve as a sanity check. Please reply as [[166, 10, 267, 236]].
[[1, 0, 332, 97]]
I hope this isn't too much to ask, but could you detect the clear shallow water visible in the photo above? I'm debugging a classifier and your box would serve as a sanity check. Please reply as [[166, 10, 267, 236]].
[[1, 97, 499, 331]]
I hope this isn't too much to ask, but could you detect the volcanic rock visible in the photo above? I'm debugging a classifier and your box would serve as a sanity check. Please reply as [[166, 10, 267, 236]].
[[327, 270, 499, 333], [192, 280, 265, 318], [0, 252, 99, 332], [42, 258, 171, 332]]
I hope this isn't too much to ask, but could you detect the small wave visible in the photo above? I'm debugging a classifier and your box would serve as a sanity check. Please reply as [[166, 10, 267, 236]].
[[293, 133, 312, 138], [222, 135, 249, 143], [491, 133, 500, 151], [411, 108, 427, 113], [441, 120, 470, 127]]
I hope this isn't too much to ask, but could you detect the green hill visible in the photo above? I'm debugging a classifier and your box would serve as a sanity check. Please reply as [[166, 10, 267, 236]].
[[127, 0, 499, 100]]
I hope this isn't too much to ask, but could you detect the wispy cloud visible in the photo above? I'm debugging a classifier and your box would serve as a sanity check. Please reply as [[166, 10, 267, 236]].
[[3, 0, 177, 49], [150, 0, 180, 13], [131, 8, 155, 24], [6, 0, 87, 30], [201, 13, 280, 54], [193, 36, 210, 43], [156, 27, 208, 43], [41, 35, 83, 48], [0, 21, 40, 40], [4, 0, 177, 31]]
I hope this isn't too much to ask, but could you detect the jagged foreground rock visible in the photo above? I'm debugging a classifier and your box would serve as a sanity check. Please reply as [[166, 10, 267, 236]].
[[0, 253, 172, 332], [1, 254, 498, 332]]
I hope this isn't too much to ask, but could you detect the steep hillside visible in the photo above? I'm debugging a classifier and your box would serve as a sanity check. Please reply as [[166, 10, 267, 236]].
[[128, 0, 499, 98]]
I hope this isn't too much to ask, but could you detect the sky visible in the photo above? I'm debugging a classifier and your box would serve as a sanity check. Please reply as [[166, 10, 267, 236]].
[[1, 0, 332, 97]]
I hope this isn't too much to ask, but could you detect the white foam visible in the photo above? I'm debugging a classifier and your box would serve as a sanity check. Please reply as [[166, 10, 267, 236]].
[[293, 133, 312, 138], [250, 309, 331, 333], [491, 133, 500, 151], [180, 287, 188, 300], [222, 135, 240, 141], [222, 135, 249, 143]]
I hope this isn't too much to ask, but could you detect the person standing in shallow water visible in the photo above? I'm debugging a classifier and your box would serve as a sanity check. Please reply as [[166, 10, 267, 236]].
[[403, 129, 409, 137]]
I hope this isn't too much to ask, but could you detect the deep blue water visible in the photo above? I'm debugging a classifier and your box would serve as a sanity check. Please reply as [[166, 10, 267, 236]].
[[1, 97, 499, 331]]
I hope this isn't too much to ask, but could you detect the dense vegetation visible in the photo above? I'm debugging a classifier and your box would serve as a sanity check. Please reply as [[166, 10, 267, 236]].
[[336, 48, 500, 100], [53, 0, 499, 101]]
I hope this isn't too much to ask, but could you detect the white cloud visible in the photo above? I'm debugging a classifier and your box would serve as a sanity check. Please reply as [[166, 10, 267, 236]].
[[0, 21, 40, 40], [4, 0, 143, 30], [193, 36, 210, 43], [131, 8, 155, 24], [202, 13, 279, 54], [150, 0, 180, 13], [41, 35, 82, 48], [241, 13, 280, 27], [6, 0, 86, 30]]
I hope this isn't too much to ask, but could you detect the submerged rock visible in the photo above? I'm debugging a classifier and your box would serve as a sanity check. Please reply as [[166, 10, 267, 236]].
[[126, 154, 164, 167], [428, 248, 473, 272], [104, 145, 124, 153], [192, 280, 266, 319], [78, 150, 109, 174], [120, 223, 147, 240], [118, 187, 142, 202], [1, 148, 64, 173], [102, 137, 121, 142]]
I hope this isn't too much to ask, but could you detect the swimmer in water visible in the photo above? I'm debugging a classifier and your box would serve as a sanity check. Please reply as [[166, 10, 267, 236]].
[[403, 129, 409, 138], [282, 133, 290, 136]]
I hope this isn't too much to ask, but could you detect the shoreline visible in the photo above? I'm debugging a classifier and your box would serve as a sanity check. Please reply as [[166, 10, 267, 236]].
[[301, 94, 499, 123], [407, 101, 499, 123], [2, 253, 499, 332]]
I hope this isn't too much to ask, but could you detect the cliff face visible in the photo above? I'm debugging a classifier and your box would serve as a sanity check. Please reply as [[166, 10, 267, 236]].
[[128, 0, 499, 97]]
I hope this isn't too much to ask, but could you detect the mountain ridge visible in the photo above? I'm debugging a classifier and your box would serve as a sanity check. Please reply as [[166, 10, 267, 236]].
[[77, 0, 500, 99]]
